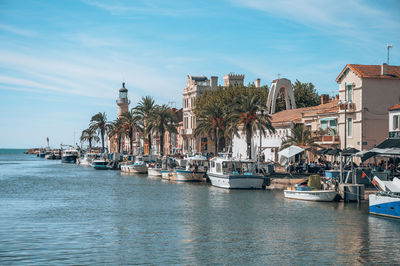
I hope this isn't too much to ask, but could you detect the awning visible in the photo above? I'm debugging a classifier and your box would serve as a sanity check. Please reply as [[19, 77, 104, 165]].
[[278, 145, 304, 159], [357, 138, 400, 161]]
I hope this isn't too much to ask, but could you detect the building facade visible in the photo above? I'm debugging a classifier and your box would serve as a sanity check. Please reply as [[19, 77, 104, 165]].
[[336, 64, 400, 151]]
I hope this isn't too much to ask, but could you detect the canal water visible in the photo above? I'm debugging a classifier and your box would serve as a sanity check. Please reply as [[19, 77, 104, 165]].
[[1, 149, 399, 265]]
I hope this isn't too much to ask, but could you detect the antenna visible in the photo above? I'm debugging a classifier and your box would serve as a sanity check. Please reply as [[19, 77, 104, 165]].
[[387, 44, 393, 65]]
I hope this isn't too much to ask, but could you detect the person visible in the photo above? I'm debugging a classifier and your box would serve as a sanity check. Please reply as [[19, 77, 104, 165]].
[[261, 153, 265, 163]]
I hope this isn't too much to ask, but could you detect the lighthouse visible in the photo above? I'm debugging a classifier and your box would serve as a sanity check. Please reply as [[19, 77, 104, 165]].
[[117, 82, 130, 117]]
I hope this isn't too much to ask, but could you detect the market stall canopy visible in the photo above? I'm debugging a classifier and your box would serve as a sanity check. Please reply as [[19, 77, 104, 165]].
[[357, 138, 400, 162], [326, 148, 342, 156], [342, 147, 360, 156], [278, 145, 304, 159]]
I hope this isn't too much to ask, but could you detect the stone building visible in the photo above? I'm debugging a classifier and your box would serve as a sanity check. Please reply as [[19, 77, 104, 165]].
[[389, 103, 400, 139], [336, 64, 400, 151], [223, 73, 245, 87]]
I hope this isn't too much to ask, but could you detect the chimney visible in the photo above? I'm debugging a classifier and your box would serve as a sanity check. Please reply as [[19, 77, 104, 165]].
[[381, 63, 388, 76], [321, 94, 329, 104], [210, 76, 218, 90], [255, 78, 261, 88]]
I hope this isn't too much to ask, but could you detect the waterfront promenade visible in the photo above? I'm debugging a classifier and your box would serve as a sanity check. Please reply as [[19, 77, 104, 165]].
[[1, 149, 400, 265]]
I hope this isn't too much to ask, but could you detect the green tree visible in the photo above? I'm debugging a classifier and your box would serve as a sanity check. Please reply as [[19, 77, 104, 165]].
[[293, 79, 320, 108], [228, 90, 275, 159], [90, 112, 108, 153], [133, 96, 156, 154], [195, 104, 225, 153], [281, 124, 321, 157], [147, 104, 177, 156], [80, 127, 99, 152], [121, 110, 142, 154], [107, 118, 125, 154]]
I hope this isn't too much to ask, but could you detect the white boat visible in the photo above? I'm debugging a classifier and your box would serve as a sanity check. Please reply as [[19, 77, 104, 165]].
[[92, 159, 109, 170], [207, 156, 265, 189], [369, 176, 400, 219], [284, 189, 338, 201], [77, 153, 97, 166], [121, 156, 148, 174], [174, 154, 208, 182], [61, 149, 79, 163]]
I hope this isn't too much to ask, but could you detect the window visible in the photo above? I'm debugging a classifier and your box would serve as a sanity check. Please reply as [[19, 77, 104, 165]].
[[394, 115, 399, 130], [347, 118, 352, 137], [216, 163, 222, 173], [346, 84, 353, 102], [320, 120, 328, 130]]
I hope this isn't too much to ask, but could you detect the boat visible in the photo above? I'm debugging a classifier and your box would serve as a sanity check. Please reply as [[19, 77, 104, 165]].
[[120, 156, 148, 174], [77, 153, 97, 166], [173, 154, 208, 182], [61, 149, 78, 163], [207, 156, 265, 189], [369, 176, 400, 219], [38, 149, 46, 158], [92, 159, 109, 170], [284, 175, 337, 202]]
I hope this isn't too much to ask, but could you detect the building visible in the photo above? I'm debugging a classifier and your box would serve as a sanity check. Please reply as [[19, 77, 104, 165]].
[[153, 108, 184, 155], [389, 103, 400, 139], [182, 75, 217, 153], [223, 73, 245, 87], [336, 64, 400, 151], [232, 95, 339, 161]]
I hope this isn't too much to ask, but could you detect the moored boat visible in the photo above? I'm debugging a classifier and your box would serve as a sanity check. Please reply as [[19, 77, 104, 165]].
[[369, 176, 400, 219], [77, 153, 97, 166], [61, 149, 78, 163], [207, 156, 265, 189], [174, 154, 208, 182], [92, 159, 109, 170], [121, 156, 148, 174], [284, 175, 337, 202]]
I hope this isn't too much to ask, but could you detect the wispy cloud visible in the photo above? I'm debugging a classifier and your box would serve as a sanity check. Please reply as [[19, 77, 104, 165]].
[[0, 24, 37, 37]]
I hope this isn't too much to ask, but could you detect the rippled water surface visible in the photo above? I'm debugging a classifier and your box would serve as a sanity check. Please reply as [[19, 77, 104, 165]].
[[1, 149, 399, 265]]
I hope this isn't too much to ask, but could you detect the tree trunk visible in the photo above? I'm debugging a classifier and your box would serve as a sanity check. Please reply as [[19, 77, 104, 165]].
[[101, 130, 105, 153], [148, 133, 152, 154], [214, 129, 219, 154], [246, 126, 252, 159], [89, 139, 92, 152], [160, 130, 164, 156], [129, 128, 133, 155]]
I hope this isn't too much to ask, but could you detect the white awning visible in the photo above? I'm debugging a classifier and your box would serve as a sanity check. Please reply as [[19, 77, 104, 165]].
[[278, 145, 304, 159]]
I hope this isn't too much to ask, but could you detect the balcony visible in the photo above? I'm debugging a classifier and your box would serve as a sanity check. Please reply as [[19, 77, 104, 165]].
[[315, 135, 340, 144], [339, 102, 355, 112]]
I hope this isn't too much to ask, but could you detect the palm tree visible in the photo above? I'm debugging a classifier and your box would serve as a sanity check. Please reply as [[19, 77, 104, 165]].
[[80, 127, 99, 152], [147, 104, 177, 156], [195, 104, 225, 154], [281, 124, 321, 156], [133, 96, 156, 154], [228, 93, 275, 159], [121, 110, 142, 154], [90, 112, 108, 153], [107, 118, 125, 153]]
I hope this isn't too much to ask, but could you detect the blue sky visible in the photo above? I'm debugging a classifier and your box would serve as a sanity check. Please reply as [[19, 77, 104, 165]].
[[0, 0, 399, 148]]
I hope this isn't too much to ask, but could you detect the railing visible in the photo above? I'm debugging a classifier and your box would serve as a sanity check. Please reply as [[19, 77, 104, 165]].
[[116, 99, 130, 104], [315, 135, 340, 143], [339, 102, 355, 111]]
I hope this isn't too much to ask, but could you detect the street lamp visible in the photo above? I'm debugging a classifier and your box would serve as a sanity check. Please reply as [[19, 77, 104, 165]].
[[338, 99, 348, 150]]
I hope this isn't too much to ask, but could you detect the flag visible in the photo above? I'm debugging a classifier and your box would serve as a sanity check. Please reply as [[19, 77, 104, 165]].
[[361, 171, 367, 179]]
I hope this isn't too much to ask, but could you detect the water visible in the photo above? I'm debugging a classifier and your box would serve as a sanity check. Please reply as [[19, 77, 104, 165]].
[[1, 149, 399, 265]]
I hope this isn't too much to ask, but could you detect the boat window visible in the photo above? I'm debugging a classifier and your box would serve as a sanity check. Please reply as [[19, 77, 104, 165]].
[[216, 163, 222, 173], [211, 161, 215, 168], [222, 162, 228, 168]]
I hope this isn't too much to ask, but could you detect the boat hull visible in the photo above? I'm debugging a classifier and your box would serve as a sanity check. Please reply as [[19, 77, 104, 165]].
[[173, 169, 205, 182], [148, 168, 162, 176], [284, 190, 337, 202], [121, 164, 148, 174], [369, 194, 400, 219], [208, 173, 264, 189], [62, 155, 77, 164]]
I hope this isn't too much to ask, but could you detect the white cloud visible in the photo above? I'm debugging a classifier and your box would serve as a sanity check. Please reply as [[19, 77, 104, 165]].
[[0, 24, 37, 37]]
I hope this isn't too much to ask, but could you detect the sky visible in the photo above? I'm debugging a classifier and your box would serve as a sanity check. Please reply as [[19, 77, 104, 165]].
[[0, 0, 399, 148]]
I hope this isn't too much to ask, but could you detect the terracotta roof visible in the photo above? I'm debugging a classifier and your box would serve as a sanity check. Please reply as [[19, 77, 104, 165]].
[[336, 64, 400, 82], [389, 103, 400, 111], [270, 99, 339, 124]]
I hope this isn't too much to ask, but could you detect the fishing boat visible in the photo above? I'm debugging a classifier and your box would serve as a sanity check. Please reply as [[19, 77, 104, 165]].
[[174, 154, 208, 182], [77, 153, 96, 166], [120, 156, 148, 174], [284, 175, 337, 202], [148, 159, 163, 176], [61, 149, 78, 163], [92, 159, 109, 170], [207, 156, 265, 189], [369, 176, 400, 219]]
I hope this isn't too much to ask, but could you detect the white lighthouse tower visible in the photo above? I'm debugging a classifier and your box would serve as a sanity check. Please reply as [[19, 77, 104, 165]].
[[117, 82, 130, 117]]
